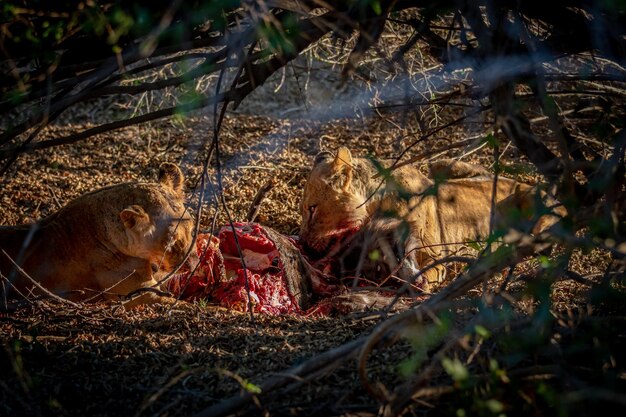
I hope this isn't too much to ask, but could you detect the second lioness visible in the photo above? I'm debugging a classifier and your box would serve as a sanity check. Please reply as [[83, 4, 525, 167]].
[[300, 148, 522, 288]]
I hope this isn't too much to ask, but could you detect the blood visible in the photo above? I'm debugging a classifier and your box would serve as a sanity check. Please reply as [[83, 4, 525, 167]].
[[167, 223, 304, 315], [166, 222, 403, 316]]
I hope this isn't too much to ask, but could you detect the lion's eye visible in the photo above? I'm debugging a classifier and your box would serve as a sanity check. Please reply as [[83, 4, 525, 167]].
[[308, 205, 317, 221]]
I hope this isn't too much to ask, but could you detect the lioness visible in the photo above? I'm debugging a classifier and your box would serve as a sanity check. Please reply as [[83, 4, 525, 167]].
[[300, 148, 524, 289], [0, 163, 194, 308]]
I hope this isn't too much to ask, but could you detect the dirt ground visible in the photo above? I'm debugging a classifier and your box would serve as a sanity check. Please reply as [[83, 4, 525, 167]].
[[0, 63, 617, 417]]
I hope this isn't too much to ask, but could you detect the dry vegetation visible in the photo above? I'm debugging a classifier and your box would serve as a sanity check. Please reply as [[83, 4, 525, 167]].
[[1, 1, 625, 416], [1, 71, 618, 416]]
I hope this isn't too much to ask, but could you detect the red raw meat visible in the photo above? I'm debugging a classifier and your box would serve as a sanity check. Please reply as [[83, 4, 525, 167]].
[[219, 222, 276, 255], [211, 269, 298, 315], [166, 234, 224, 300], [168, 223, 306, 315], [167, 222, 405, 316]]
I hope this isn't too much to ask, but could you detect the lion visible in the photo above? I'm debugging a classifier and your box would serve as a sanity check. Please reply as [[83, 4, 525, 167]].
[[300, 147, 552, 290], [0, 163, 195, 308]]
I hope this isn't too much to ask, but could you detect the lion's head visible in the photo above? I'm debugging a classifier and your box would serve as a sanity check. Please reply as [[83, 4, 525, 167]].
[[114, 163, 195, 272], [300, 147, 369, 253]]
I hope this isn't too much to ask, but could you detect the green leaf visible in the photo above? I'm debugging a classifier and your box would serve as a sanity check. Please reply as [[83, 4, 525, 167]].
[[441, 357, 469, 382], [466, 241, 482, 251], [243, 381, 262, 394], [475, 325, 491, 339], [484, 399, 504, 413], [482, 133, 498, 148], [538, 255, 551, 268], [371, 1, 382, 15]]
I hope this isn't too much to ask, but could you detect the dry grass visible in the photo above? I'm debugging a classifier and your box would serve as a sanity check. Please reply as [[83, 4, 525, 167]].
[[0, 61, 617, 416], [1, 301, 384, 416]]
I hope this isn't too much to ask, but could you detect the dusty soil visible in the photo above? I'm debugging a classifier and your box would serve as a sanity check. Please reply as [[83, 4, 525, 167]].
[[1, 302, 391, 416], [0, 63, 617, 416]]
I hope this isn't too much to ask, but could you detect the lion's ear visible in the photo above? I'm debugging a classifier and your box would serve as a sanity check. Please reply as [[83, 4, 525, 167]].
[[120, 205, 150, 230], [331, 147, 353, 191], [333, 147, 353, 169], [158, 163, 185, 196]]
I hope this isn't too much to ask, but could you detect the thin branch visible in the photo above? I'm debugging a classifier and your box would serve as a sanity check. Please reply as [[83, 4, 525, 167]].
[[246, 179, 276, 222], [1, 249, 80, 308]]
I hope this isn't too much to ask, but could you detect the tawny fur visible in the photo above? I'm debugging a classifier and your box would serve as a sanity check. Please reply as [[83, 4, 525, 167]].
[[300, 148, 526, 288], [0, 163, 194, 308]]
